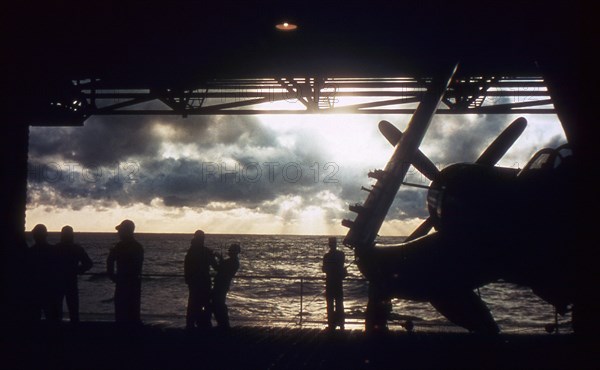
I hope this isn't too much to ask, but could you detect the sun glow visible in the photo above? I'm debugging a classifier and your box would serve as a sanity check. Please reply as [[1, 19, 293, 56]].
[[259, 114, 395, 167], [26, 110, 567, 236]]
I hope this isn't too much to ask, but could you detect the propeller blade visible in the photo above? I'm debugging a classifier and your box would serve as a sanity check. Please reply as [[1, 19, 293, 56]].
[[344, 63, 458, 249], [404, 217, 433, 242], [378, 119, 402, 146], [379, 120, 441, 181], [476, 117, 527, 166]]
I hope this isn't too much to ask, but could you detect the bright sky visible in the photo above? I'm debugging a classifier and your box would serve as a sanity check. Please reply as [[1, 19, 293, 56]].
[[26, 112, 567, 235]]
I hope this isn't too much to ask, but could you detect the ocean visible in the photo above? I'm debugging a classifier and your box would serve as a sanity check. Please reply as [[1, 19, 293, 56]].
[[38, 232, 572, 334]]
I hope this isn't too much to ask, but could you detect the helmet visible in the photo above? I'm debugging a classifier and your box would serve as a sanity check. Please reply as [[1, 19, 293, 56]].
[[115, 219, 135, 233]]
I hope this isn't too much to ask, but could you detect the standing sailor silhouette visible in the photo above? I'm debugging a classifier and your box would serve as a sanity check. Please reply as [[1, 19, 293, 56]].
[[322, 237, 346, 330], [107, 219, 144, 325]]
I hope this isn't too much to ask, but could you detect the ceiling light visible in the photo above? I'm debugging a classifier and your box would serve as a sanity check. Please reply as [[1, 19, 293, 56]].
[[275, 21, 298, 31]]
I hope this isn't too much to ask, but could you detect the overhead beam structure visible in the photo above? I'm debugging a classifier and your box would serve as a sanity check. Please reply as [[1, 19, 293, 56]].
[[36, 75, 555, 126]]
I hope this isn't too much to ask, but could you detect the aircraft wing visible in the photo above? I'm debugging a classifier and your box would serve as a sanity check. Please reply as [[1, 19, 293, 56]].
[[343, 64, 458, 250], [379, 119, 440, 182]]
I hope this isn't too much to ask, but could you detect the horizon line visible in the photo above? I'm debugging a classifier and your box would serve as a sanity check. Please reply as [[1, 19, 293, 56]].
[[26, 230, 407, 238]]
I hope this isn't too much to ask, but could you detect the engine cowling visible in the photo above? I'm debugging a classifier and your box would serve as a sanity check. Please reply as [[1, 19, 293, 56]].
[[427, 163, 520, 233]]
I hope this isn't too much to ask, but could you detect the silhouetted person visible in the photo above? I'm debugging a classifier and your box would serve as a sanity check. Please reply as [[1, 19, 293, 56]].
[[55, 225, 93, 323], [184, 230, 217, 330], [106, 219, 144, 325], [212, 243, 240, 329], [322, 237, 346, 330], [27, 224, 62, 322]]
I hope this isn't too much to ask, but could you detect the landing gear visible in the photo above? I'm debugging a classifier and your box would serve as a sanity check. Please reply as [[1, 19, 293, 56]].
[[365, 283, 391, 333]]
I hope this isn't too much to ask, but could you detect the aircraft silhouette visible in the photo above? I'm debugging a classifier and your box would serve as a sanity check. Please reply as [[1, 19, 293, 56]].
[[342, 65, 576, 334]]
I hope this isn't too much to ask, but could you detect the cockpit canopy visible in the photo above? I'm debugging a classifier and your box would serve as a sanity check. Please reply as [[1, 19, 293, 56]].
[[520, 143, 573, 174]]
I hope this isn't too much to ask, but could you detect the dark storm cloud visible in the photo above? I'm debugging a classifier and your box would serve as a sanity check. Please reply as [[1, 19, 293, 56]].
[[28, 114, 278, 167], [28, 112, 554, 228], [29, 116, 162, 167], [391, 188, 429, 219], [425, 114, 510, 166], [424, 115, 569, 171], [27, 114, 344, 213], [131, 157, 322, 208], [155, 115, 275, 148], [212, 116, 276, 147], [27, 155, 342, 212]]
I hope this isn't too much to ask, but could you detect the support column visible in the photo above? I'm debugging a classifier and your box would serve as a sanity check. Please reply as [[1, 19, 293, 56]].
[[541, 47, 595, 336], [0, 121, 30, 324]]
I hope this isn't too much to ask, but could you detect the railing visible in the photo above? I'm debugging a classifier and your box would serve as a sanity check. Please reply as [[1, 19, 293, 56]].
[[80, 272, 370, 329], [77, 272, 572, 333]]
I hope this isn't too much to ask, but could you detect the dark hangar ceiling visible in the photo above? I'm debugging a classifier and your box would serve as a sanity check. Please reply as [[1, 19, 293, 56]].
[[2, 1, 589, 151], [4, 1, 583, 86]]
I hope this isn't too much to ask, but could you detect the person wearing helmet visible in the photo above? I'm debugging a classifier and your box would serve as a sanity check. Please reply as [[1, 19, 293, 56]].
[[106, 219, 144, 325], [212, 243, 241, 329]]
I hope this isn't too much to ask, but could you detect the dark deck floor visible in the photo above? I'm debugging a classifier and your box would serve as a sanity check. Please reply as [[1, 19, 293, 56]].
[[1, 322, 598, 370]]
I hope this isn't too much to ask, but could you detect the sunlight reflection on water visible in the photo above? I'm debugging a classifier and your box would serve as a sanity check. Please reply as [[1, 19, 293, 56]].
[[50, 233, 572, 334]]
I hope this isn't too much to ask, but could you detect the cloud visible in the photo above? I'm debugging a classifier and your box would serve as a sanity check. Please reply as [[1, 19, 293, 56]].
[[27, 115, 346, 216], [29, 116, 162, 167], [27, 112, 567, 233], [422, 114, 511, 166]]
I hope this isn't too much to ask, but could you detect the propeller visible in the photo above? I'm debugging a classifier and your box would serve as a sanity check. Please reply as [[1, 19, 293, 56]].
[[401, 116, 528, 242], [379, 120, 441, 182], [343, 63, 459, 249], [475, 117, 527, 166]]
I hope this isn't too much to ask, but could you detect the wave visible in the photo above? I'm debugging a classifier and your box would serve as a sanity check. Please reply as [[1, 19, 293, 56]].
[[59, 233, 573, 333]]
